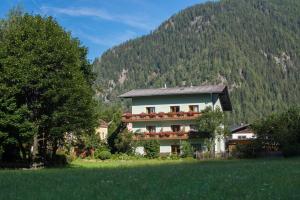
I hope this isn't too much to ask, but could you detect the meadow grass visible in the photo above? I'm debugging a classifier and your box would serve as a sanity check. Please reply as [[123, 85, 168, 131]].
[[0, 158, 299, 200]]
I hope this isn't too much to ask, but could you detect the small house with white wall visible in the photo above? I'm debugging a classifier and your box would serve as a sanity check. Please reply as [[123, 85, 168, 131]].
[[227, 124, 256, 153], [231, 124, 256, 140], [119, 85, 232, 155], [95, 119, 108, 141]]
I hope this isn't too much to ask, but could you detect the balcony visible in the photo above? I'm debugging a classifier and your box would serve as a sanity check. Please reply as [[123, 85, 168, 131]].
[[122, 112, 201, 122], [132, 131, 200, 141]]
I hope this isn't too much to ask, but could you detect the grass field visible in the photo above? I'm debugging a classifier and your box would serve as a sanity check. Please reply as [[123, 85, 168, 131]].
[[1, 158, 300, 200]]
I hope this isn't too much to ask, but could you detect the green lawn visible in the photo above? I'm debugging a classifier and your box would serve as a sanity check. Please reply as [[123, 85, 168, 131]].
[[1, 158, 300, 200]]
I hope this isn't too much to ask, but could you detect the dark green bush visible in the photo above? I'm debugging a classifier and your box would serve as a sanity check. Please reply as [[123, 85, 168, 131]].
[[96, 150, 111, 160], [181, 141, 194, 158], [234, 142, 262, 158], [143, 140, 159, 159]]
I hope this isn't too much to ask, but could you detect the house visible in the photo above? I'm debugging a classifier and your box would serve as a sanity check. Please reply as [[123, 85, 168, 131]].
[[119, 85, 232, 155], [95, 119, 109, 141], [227, 124, 256, 153], [231, 124, 256, 139]]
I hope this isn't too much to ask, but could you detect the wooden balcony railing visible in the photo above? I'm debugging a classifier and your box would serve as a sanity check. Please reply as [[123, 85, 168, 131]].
[[122, 112, 201, 122], [132, 131, 200, 140]]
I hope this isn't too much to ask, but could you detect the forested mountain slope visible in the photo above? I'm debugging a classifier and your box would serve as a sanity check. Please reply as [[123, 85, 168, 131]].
[[93, 0, 300, 124]]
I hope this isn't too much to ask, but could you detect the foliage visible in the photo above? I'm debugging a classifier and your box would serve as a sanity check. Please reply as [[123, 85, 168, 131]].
[[110, 153, 145, 160], [181, 141, 194, 158], [143, 140, 160, 159], [95, 101, 122, 136], [114, 129, 133, 154], [196, 106, 224, 155], [196, 106, 224, 137], [233, 142, 262, 158], [0, 10, 97, 163], [252, 107, 300, 157], [95, 150, 111, 160], [93, 0, 300, 125]]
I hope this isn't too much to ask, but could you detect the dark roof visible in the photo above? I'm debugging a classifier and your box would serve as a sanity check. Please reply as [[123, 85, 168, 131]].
[[119, 85, 232, 111], [231, 124, 251, 133]]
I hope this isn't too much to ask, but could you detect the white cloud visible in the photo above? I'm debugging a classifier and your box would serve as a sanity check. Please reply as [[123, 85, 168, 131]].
[[75, 30, 138, 47], [40, 6, 154, 31]]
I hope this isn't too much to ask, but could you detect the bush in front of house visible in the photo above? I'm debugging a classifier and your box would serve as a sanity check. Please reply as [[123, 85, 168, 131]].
[[95, 150, 111, 160], [234, 142, 262, 158], [181, 141, 194, 158], [143, 140, 159, 159]]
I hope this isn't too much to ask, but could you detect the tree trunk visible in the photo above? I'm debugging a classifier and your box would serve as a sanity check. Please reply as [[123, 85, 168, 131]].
[[32, 134, 39, 162]]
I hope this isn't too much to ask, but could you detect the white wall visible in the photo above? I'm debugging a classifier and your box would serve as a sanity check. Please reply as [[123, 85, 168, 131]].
[[160, 145, 171, 153], [215, 135, 225, 153], [131, 94, 217, 114], [132, 120, 196, 133], [135, 146, 144, 155], [232, 133, 256, 139]]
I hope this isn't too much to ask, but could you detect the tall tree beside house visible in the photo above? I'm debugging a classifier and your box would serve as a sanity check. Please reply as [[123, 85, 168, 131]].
[[0, 9, 97, 163], [196, 106, 225, 156]]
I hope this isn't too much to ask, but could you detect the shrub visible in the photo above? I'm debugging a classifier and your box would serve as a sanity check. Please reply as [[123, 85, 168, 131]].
[[234, 142, 262, 158], [95, 150, 111, 160], [143, 140, 159, 159], [170, 153, 180, 160], [111, 153, 145, 160], [181, 141, 194, 158], [114, 129, 133, 154], [253, 107, 300, 157]]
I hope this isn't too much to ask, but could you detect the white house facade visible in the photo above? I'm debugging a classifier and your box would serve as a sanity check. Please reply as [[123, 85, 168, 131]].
[[119, 85, 232, 155]]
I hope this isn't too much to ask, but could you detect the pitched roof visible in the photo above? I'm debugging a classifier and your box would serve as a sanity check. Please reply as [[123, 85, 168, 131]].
[[119, 85, 232, 111], [231, 124, 251, 133]]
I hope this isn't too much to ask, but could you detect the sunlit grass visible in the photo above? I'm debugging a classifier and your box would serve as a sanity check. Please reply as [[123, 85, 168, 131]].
[[1, 158, 300, 200], [70, 158, 197, 168]]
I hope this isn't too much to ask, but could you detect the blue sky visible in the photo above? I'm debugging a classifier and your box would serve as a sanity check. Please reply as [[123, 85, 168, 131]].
[[1, 0, 209, 61]]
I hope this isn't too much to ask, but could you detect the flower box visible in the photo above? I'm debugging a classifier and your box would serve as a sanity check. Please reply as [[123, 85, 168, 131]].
[[140, 113, 147, 118], [149, 113, 156, 118], [177, 132, 185, 136], [187, 112, 194, 116], [167, 112, 174, 117], [158, 112, 165, 117], [164, 132, 170, 137], [124, 113, 132, 119], [177, 112, 184, 116], [149, 132, 156, 137]]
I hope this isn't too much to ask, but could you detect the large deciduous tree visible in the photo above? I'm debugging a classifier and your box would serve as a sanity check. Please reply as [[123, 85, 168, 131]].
[[0, 10, 97, 163], [196, 106, 225, 156]]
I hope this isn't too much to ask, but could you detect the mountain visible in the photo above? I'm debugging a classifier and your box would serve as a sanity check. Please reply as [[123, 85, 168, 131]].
[[93, 0, 300, 125]]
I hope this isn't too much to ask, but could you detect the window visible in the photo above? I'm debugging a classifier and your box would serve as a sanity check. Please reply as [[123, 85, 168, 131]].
[[189, 105, 199, 112], [146, 126, 156, 133], [146, 107, 155, 114], [238, 135, 247, 139], [171, 125, 181, 132], [189, 124, 198, 131], [171, 145, 180, 155], [170, 106, 180, 113]]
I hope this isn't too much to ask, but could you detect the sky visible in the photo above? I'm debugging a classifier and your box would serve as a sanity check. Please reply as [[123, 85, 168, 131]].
[[1, 0, 209, 61]]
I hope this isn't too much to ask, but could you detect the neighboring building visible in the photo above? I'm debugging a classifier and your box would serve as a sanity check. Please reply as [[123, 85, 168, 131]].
[[95, 119, 108, 141], [119, 85, 232, 155], [231, 124, 256, 140], [227, 124, 256, 153]]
